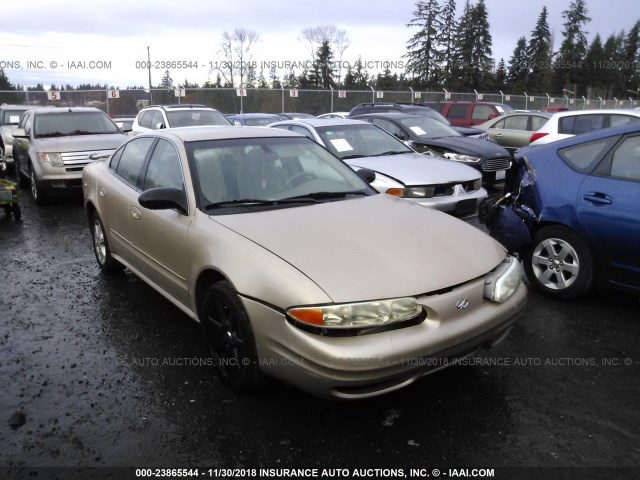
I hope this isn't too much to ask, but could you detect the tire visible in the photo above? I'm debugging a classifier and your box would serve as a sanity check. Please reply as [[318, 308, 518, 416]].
[[90, 212, 124, 275], [524, 225, 594, 300], [12, 204, 21, 221], [200, 281, 265, 390], [29, 166, 47, 205]]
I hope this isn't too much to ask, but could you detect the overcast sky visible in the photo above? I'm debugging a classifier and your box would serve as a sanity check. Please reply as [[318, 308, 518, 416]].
[[1, 0, 638, 89]]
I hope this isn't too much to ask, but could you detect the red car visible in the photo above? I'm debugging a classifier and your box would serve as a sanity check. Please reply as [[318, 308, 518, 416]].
[[423, 101, 514, 127]]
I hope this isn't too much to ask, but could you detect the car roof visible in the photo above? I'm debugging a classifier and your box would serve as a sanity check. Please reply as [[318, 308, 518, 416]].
[[149, 125, 302, 142], [0, 104, 31, 110], [351, 112, 429, 121], [270, 118, 369, 127], [228, 113, 283, 118], [549, 109, 640, 118], [31, 107, 106, 114]]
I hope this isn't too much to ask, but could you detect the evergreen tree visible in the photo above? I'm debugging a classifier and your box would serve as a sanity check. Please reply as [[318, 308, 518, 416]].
[[507, 37, 529, 93], [0, 68, 19, 104], [437, 0, 458, 87], [313, 40, 336, 89], [405, 0, 442, 88], [583, 34, 607, 98], [495, 58, 507, 91], [624, 22, 640, 92], [552, 0, 591, 95], [269, 65, 281, 89], [527, 7, 552, 94], [468, 0, 494, 90], [450, 0, 476, 90]]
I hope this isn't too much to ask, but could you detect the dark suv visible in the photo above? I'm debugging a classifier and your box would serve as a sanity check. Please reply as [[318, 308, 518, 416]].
[[423, 101, 514, 127], [347, 103, 486, 137]]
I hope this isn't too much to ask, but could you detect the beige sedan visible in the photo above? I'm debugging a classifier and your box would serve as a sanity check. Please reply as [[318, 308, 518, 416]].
[[82, 126, 526, 399]]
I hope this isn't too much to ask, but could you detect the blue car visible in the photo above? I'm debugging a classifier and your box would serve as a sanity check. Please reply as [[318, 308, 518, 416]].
[[507, 123, 640, 300]]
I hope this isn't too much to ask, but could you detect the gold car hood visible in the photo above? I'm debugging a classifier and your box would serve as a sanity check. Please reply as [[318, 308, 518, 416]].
[[212, 194, 506, 303]]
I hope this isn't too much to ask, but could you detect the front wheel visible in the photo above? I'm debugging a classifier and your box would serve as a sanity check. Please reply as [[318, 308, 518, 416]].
[[29, 166, 47, 205], [524, 225, 593, 300], [200, 281, 264, 390], [91, 212, 124, 275]]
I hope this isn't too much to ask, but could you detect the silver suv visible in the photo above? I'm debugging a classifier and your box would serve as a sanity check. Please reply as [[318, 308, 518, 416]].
[[0, 104, 30, 168], [13, 107, 128, 204], [131, 104, 231, 135]]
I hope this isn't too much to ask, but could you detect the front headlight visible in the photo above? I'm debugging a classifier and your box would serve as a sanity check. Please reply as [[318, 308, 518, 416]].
[[443, 152, 481, 163], [287, 297, 423, 331], [385, 186, 435, 198], [38, 152, 63, 167], [484, 255, 522, 303]]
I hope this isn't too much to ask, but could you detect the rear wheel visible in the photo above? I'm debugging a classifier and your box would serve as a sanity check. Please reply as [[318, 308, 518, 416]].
[[524, 225, 593, 300], [200, 281, 264, 390], [91, 212, 124, 275]]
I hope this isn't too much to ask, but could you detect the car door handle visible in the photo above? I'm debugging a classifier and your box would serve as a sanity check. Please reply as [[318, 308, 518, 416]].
[[131, 206, 142, 220], [495, 133, 503, 138], [583, 192, 612, 205]]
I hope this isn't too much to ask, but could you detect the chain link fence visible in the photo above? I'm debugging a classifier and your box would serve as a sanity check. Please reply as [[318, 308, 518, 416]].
[[1, 87, 638, 116]]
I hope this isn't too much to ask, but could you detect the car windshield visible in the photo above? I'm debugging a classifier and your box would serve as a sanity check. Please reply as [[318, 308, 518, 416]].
[[187, 137, 370, 211], [2, 110, 28, 126], [167, 110, 231, 127], [34, 112, 121, 137], [315, 123, 412, 159], [398, 117, 460, 138]]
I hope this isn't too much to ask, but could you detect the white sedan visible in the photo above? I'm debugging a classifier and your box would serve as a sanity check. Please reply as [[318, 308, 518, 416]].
[[269, 118, 487, 217]]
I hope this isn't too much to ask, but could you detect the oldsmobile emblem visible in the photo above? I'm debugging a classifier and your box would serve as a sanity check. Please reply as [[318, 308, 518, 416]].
[[456, 298, 469, 310]]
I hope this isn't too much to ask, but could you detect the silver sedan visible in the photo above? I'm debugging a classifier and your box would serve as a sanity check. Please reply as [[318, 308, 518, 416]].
[[269, 118, 486, 217], [83, 126, 526, 399]]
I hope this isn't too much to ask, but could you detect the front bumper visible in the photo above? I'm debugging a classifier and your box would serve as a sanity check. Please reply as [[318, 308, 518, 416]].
[[243, 276, 526, 399]]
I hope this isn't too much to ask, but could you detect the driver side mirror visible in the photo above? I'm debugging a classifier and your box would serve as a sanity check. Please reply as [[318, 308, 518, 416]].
[[12, 128, 27, 138], [357, 168, 376, 184], [138, 187, 188, 215], [154, 122, 166, 130]]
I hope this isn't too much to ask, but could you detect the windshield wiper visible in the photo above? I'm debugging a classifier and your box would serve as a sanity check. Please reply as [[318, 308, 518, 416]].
[[340, 154, 365, 160], [36, 132, 67, 138], [375, 150, 407, 156], [205, 197, 318, 209], [284, 190, 368, 201]]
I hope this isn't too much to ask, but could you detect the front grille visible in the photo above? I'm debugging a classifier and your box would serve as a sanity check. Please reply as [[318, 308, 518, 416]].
[[482, 157, 511, 172], [61, 149, 115, 173], [433, 184, 455, 197]]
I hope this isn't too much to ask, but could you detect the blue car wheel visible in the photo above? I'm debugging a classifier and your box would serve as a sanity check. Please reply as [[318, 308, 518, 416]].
[[525, 225, 594, 300]]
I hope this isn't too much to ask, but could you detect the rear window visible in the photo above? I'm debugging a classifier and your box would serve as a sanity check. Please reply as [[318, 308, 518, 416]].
[[558, 136, 620, 173], [166, 110, 231, 127]]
